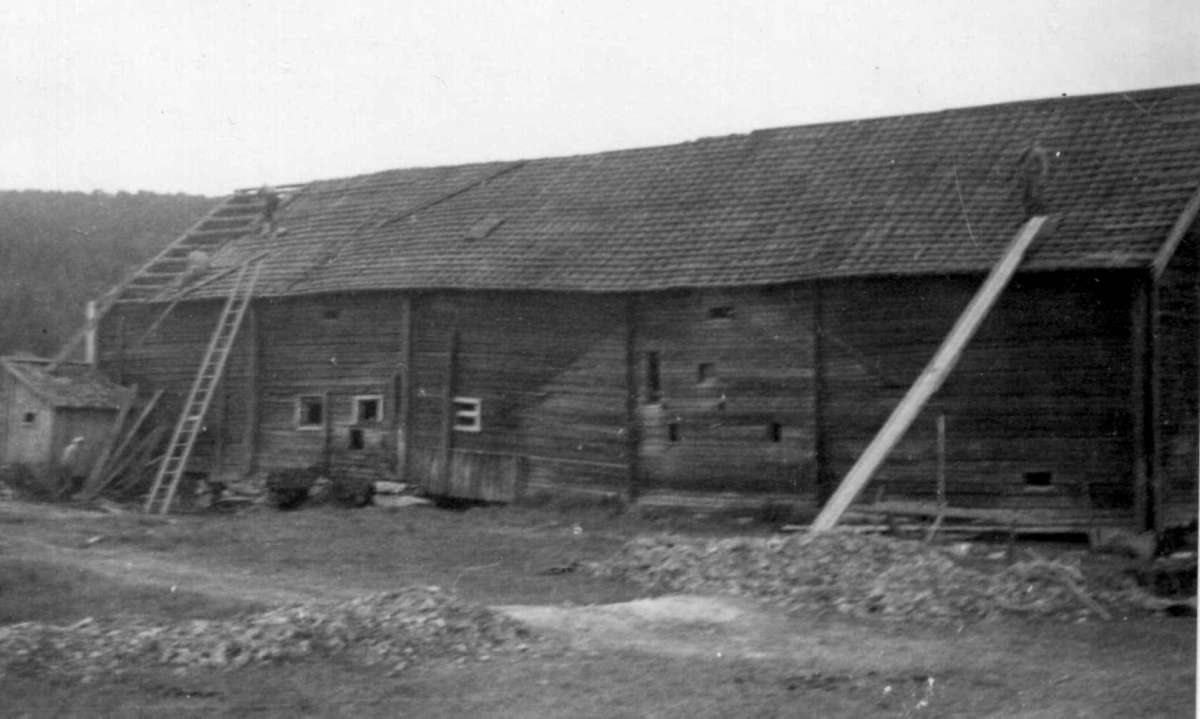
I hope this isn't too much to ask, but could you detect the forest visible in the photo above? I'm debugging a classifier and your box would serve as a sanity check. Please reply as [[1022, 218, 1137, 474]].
[[0, 190, 215, 357]]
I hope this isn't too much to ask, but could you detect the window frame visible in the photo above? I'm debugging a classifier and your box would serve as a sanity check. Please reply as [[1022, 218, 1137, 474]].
[[452, 396, 483, 433], [352, 394, 384, 425], [295, 395, 326, 430]]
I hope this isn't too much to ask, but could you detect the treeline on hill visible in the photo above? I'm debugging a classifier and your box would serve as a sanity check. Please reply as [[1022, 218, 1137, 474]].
[[0, 190, 216, 357]]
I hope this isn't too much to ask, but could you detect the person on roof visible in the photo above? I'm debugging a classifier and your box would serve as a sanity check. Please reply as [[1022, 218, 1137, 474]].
[[258, 185, 280, 236]]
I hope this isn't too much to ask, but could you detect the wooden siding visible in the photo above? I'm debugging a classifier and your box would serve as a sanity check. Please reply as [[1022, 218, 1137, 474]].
[[255, 294, 405, 479], [820, 271, 1137, 521], [92, 269, 1156, 524], [407, 291, 628, 500], [633, 287, 817, 501], [0, 377, 52, 465], [1157, 231, 1199, 525], [98, 300, 252, 477]]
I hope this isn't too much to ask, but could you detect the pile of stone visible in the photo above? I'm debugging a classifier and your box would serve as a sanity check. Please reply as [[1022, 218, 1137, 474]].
[[0, 587, 532, 682], [588, 531, 1164, 622]]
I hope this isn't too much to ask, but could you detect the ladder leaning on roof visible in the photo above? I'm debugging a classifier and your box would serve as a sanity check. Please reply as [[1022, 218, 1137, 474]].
[[144, 258, 264, 514]]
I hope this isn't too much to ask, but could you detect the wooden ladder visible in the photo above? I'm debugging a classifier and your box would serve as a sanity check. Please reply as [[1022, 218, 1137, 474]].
[[144, 259, 263, 514]]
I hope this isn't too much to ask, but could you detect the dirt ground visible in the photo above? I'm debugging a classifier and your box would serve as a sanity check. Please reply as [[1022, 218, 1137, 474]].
[[0, 498, 1195, 718]]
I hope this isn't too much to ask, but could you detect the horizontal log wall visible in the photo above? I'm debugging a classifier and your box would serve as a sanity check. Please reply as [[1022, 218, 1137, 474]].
[[634, 286, 817, 500], [408, 291, 628, 500], [92, 267, 1158, 523], [255, 294, 405, 479], [98, 300, 251, 477], [821, 271, 1137, 519], [1157, 231, 1199, 525]]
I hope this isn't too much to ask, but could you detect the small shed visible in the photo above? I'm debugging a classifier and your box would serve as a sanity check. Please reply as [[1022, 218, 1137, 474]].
[[0, 356, 131, 476]]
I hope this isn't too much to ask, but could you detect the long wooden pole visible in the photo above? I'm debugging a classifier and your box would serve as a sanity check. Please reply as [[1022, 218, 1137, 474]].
[[811, 216, 1048, 531], [624, 295, 641, 500], [1151, 185, 1200, 282], [438, 329, 459, 494]]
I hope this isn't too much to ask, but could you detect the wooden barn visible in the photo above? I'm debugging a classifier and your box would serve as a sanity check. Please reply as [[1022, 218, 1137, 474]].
[[90, 85, 1199, 529], [0, 356, 131, 477]]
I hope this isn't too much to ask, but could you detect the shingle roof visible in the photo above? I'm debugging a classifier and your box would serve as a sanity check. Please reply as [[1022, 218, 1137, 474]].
[[190, 84, 1200, 298], [2, 356, 130, 409]]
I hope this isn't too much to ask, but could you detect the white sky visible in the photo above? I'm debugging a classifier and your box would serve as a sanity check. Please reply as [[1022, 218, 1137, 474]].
[[2, 0, 1197, 195]]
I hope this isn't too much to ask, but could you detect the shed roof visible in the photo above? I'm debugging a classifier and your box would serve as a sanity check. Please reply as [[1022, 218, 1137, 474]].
[[1, 356, 130, 410], [185, 84, 1200, 298]]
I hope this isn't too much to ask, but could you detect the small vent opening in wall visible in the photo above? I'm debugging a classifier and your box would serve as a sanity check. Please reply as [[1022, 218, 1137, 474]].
[[767, 422, 782, 442], [1023, 471, 1053, 487], [708, 306, 734, 320], [667, 421, 680, 442]]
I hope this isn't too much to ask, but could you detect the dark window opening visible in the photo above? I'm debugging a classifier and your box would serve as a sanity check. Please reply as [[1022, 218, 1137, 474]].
[[708, 306, 734, 320], [297, 396, 324, 428], [354, 396, 382, 424], [1024, 471, 1053, 487], [697, 362, 716, 384], [22, 411, 36, 425], [768, 422, 782, 442], [348, 428, 365, 450], [646, 352, 662, 402], [322, 308, 341, 320], [667, 421, 680, 442]]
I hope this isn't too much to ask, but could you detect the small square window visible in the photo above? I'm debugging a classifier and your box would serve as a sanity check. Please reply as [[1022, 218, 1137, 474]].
[[1024, 471, 1053, 487], [348, 428, 365, 450], [645, 352, 662, 403], [22, 411, 36, 425], [708, 306, 734, 320], [453, 397, 482, 432], [353, 395, 383, 424], [296, 395, 324, 429], [697, 363, 716, 384]]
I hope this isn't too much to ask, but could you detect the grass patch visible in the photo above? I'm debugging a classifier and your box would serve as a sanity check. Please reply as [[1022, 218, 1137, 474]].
[[0, 557, 258, 625]]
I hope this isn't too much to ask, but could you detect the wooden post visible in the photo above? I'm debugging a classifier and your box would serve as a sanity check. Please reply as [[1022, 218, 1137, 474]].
[[84, 301, 97, 365], [321, 390, 333, 473], [812, 282, 831, 501], [624, 295, 641, 500], [438, 329, 459, 495], [1131, 277, 1150, 530], [396, 295, 414, 480], [1149, 283, 1164, 533], [936, 414, 946, 507], [811, 216, 1048, 531], [242, 304, 260, 475]]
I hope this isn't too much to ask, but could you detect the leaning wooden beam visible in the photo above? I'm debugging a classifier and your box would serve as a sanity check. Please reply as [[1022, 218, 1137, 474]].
[[80, 384, 138, 496], [810, 216, 1049, 532], [1151, 184, 1200, 282], [80, 389, 163, 500]]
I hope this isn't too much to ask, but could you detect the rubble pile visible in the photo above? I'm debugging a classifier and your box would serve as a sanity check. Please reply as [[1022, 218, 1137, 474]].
[[589, 531, 1165, 622], [0, 587, 532, 681]]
